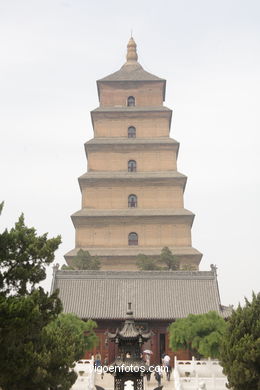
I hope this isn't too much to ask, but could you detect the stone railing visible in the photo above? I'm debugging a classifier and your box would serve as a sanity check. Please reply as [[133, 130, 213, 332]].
[[71, 358, 95, 390], [173, 356, 228, 390]]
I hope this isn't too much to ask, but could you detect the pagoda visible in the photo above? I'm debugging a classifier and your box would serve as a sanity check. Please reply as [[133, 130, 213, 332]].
[[65, 37, 202, 270], [52, 38, 230, 365]]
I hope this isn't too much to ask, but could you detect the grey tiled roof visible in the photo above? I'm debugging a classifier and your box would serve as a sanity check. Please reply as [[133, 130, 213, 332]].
[[97, 63, 165, 82], [96, 62, 166, 100], [52, 270, 226, 320]]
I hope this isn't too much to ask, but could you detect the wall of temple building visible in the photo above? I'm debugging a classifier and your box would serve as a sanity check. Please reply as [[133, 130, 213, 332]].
[[84, 320, 191, 366]]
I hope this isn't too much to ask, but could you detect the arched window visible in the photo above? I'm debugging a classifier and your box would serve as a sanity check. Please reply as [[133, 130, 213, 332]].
[[128, 160, 136, 172], [127, 96, 135, 107], [128, 126, 136, 138], [128, 194, 137, 208], [128, 232, 138, 246]]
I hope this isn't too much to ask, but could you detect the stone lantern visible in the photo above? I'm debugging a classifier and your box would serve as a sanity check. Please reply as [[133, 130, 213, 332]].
[[107, 303, 151, 390]]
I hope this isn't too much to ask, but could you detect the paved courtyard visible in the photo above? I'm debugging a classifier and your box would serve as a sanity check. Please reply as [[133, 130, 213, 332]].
[[71, 366, 175, 390], [95, 372, 175, 390]]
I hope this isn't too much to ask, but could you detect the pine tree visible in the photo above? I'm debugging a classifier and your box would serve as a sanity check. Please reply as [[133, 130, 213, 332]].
[[0, 210, 97, 390], [220, 292, 260, 390], [159, 246, 179, 270], [136, 254, 161, 270], [136, 247, 179, 271], [62, 249, 101, 270], [0, 213, 61, 296]]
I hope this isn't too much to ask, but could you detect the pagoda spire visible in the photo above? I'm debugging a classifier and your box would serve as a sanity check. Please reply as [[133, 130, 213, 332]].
[[126, 36, 138, 63]]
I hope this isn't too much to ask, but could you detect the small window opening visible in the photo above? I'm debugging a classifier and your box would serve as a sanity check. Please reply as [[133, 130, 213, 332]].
[[128, 160, 136, 172], [128, 126, 136, 138], [128, 232, 138, 246], [128, 194, 137, 208], [127, 96, 135, 107]]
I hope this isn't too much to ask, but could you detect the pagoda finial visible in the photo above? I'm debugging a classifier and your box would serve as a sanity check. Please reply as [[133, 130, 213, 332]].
[[126, 37, 138, 63]]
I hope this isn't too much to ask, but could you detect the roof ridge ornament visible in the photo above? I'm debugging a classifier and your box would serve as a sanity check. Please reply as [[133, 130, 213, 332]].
[[210, 264, 217, 276], [126, 37, 138, 63]]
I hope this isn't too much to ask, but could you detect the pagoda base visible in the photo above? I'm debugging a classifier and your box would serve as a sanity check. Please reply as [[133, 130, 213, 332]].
[[64, 246, 202, 270]]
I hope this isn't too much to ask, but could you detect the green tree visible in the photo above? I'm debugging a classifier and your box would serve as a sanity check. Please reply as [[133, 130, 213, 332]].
[[42, 314, 97, 390], [136, 254, 161, 270], [0, 212, 97, 390], [159, 246, 179, 270], [169, 311, 227, 359], [0, 288, 62, 390], [220, 292, 260, 390], [62, 249, 100, 270], [136, 247, 179, 271], [0, 297, 97, 390], [0, 213, 61, 295]]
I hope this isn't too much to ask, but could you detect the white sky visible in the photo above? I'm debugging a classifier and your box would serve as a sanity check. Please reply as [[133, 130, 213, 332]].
[[0, 0, 259, 307]]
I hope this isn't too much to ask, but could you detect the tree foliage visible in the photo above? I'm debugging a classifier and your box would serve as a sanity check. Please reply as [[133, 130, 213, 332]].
[[168, 311, 227, 359], [136, 254, 161, 270], [136, 247, 179, 271], [159, 246, 179, 270], [0, 213, 61, 295], [62, 249, 100, 270], [0, 288, 62, 390], [42, 314, 97, 390], [0, 211, 97, 390], [0, 296, 97, 390], [220, 292, 260, 390]]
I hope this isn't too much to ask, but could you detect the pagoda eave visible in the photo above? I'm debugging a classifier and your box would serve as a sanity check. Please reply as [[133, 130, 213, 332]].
[[84, 138, 179, 157], [71, 208, 195, 225], [64, 247, 202, 265], [91, 106, 172, 124], [91, 106, 171, 113], [85, 136, 179, 147], [78, 171, 187, 190], [91, 108, 172, 133]]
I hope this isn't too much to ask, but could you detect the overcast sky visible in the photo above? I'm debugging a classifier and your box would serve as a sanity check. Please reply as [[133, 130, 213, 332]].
[[1, 0, 259, 307]]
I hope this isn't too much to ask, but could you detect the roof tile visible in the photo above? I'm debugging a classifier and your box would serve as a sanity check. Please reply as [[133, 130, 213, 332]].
[[52, 270, 227, 320]]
